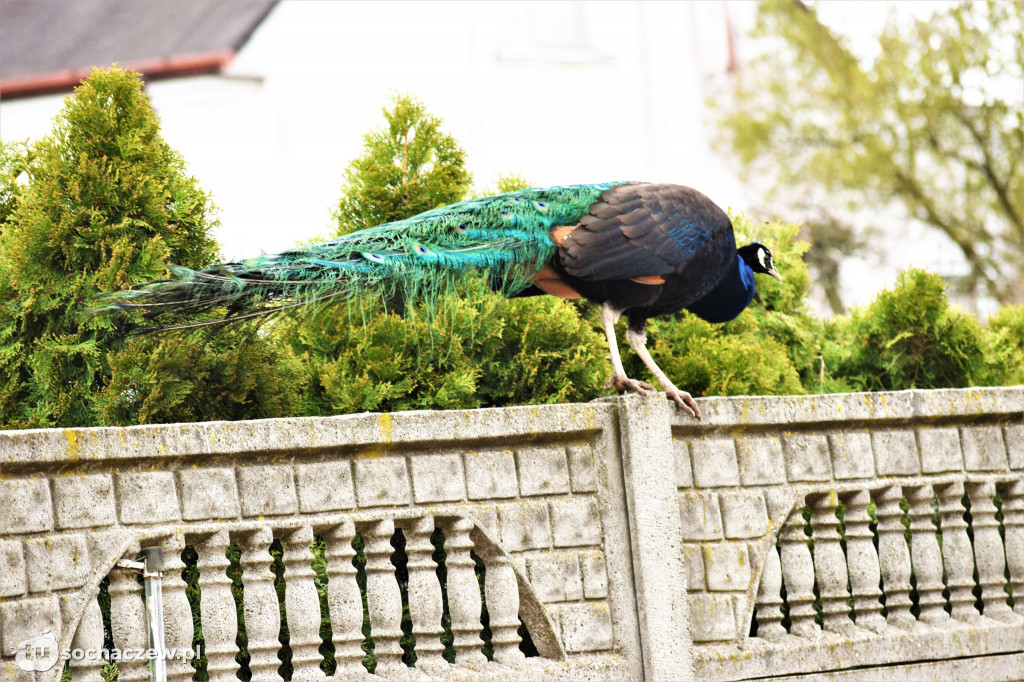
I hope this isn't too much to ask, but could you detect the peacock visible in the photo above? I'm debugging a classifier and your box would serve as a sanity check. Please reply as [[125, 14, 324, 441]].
[[94, 182, 781, 419]]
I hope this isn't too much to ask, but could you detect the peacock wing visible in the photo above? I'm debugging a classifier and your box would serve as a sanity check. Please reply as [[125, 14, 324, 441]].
[[558, 183, 736, 282]]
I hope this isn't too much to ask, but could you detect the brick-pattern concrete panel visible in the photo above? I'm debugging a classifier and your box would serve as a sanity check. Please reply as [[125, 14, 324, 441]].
[[410, 453, 465, 503], [550, 603, 614, 652], [0, 478, 53, 534], [517, 445, 570, 496], [0, 539, 26, 598], [464, 449, 518, 499], [566, 444, 598, 493], [689, 594, 737, 642], [528, 553, 583, 602], [0, 595, 61, 655], [237, 465, 298, 516], [296, 461, 355, 512], [116, 472, 179, 524], [53, 475, 115, 529], [872, 429, 920, 475], [703, 543, 751, 592], [679, 492, 723, 541], [25, 535, 89, 592], [179, 468, 240, 520], [691, 438, 740, 487], [783, 434, 831, 482], [353, 457, 411, 508], [549, 497, 602, 548], [497, 502, 551, 551], [829, 431, 875, 479], [961, 426, 1008, 471], [682, 544, 705, 591], [1007, 424, 1024, 470], [917, 427, 963, 473], [719, 491, 769, 539], [579, 551, 608, 599], [673, 438, 694, 487], [736, 436, 786, 485]]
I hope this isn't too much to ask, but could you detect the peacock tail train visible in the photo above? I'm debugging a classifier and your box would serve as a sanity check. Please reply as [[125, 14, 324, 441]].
[[91, 182, 628, 330]]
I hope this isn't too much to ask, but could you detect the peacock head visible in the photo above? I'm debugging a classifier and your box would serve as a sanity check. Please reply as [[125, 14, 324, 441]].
[[738, 242, 782, 281]]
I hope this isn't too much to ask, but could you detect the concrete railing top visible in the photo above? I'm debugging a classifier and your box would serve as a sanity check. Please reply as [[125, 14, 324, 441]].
[[3, 386, 1019, 468]]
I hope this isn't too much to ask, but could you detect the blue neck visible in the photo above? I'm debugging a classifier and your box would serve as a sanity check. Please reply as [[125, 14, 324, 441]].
[[684, 255, 756, 323]]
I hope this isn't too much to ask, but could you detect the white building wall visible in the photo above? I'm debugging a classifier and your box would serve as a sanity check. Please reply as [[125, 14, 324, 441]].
[[1, 1, 994, 315], [0, 1, 746, 262]]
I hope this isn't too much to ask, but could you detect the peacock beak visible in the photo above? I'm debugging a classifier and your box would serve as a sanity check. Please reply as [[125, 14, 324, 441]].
[[767, 267, 782, 282]]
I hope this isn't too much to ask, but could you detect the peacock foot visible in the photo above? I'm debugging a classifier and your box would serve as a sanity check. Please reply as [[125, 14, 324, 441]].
[[665, 386, 701, 420], [604, 374, 656, 396]]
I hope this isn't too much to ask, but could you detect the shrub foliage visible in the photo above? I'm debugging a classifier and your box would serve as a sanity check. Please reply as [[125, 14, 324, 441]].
[[0, 68, 302, 428], [0, 73, 1020, 431]]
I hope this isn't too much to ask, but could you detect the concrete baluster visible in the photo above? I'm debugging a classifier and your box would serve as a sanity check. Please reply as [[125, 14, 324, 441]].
[[471, 526, 526, 664], [905, 485, 951, 626], [967, 481, 1020, 623], [874, 486, 918, 630], [840, 490, 886, 633], [194, 529, 239, 678], [997, 480, 1024, 617], [778, 506, 820, 639], [936, 481, 983, 624], [280, 526, 327, 680], [362, 518, 407, 673], [157, 533, 199, 682], [753, 539, 788, 641], [108, 549, 150, 681], [69, 596, 106, 681], [402, 516, 449, 672], [441, 518, 489, 665], [324, 519, 367, 673], [238, 527, 282, 681], [809, 492, 860, 635]]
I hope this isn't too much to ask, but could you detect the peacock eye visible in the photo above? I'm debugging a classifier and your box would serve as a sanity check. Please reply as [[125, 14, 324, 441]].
[[363, 252, 385, 262], [514, 197, 522, 202], [533, 201, 548, 211], [456, 224, 468, 233], [414, 243, 429, 255]]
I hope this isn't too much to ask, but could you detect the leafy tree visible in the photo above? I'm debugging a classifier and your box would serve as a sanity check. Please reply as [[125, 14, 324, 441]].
[[717, 0, 1024, 309], [0, 67, 302, 428], [333, 94, 473, 236]]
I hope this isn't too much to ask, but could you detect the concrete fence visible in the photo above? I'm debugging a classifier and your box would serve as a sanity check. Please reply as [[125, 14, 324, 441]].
[[0, 387, 1021, 681]]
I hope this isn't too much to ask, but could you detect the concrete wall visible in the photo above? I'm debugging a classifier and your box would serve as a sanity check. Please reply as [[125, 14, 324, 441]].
[[0, 387, 1021, 681]]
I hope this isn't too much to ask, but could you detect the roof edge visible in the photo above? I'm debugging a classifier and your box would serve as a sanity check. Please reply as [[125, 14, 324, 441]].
[[0, 49, 235, 101]]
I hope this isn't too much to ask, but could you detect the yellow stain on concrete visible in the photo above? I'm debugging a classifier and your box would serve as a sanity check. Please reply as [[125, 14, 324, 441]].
[[378, 413, 393, 442], [65, 430, 79, 462]]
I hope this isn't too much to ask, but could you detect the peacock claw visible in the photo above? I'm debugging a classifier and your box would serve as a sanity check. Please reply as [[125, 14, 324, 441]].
[[666, 389, 701, 420], [604, 374, 656, 396]]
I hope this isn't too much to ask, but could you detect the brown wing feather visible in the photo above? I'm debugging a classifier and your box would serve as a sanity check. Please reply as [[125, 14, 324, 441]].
[[559, 183, 735, 283]]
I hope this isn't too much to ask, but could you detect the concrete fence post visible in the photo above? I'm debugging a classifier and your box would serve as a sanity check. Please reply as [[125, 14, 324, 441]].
[[617, 393, 694, 681]]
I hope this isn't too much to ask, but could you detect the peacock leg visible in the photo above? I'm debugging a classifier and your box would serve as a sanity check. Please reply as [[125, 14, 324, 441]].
[[626, 326, 701, 419], [600, 303, 657, 397]]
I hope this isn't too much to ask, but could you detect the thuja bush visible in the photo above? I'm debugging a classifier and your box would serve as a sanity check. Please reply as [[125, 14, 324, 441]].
[[287, 280, 608, 415], [0, 67, 302, 428], [825, 269, 1012, 392]]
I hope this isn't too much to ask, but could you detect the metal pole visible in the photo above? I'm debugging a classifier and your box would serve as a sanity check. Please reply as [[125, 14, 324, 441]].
[[139, 547, 167, 682]]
